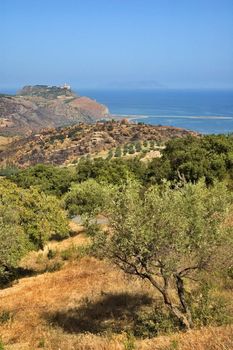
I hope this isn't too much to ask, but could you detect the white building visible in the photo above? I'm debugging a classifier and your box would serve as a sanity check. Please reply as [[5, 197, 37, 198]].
[[62, 83, 71, 90]]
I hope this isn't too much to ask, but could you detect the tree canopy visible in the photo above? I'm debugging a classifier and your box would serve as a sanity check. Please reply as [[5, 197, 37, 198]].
[[11, 164, 76, 196], [93, 179, 233, 329], [0, 179, 69, 279], [146, 135, 233, 185], [63, 179, 115, 218]]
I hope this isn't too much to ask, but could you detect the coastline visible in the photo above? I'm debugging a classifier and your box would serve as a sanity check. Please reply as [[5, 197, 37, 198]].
[[111, 114, 233, 121]]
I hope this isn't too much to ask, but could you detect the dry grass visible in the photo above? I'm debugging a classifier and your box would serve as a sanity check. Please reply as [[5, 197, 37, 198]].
[[0, 230, 232, 350], [0, 136, 14, 151], [0, 256, 150, 349]]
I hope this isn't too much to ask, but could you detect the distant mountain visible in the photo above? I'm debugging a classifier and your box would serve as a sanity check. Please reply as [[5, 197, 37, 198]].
[[0, 120, 198, 168], [0, 85, 109, 136]]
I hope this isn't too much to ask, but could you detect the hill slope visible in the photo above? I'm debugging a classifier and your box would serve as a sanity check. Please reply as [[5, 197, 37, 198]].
[[0, 121, 198, 168], [0, 85, 109, 136], [0, 228, 232, 350]]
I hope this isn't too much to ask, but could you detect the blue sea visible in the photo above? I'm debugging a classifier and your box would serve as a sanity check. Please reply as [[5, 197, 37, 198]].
[[2, 88, 233, 134], [77, 89, 233, 134]]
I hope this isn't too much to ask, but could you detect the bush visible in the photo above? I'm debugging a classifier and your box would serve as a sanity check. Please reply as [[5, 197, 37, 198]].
[[10, 164, 76, 197], [123, 332, 136, 350], [135, 142, 142, 153], [0, 339, 4, 350], [115, 147, 122, 157], [60, 244, 90, 261], [0, 310, 13, 324], [75, 157, 145, 185], [188, 283, 233, 327], [47, 249, 57, 260], [134, 305, 179, 338], [45, 261, 63, 273], [0, 179, 69, 280], [63, 179, 115, 217]]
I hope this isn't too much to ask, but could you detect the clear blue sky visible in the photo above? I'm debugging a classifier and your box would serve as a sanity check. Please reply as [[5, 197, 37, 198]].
[[1, 0, 233, 90]]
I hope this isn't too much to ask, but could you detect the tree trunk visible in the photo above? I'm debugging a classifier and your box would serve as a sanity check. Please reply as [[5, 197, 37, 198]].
[[175, 274, 193, 329], [162, 289, 193, 330], [144, 272, 193, 330]]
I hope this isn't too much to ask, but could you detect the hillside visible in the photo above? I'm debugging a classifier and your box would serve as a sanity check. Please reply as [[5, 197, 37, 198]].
[[0, 224, 232, 350], [0, 121, 198, 168], [0, 85, 109, 137]]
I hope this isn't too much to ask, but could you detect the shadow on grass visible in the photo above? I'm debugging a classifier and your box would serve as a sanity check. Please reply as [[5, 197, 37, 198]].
[[0, 266, 37, 289], [46, 292, 154, 334]]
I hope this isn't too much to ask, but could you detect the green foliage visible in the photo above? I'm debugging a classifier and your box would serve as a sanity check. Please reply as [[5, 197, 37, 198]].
[[0, 310, 13, 324], [63, 179, 115, 217], [93, 179, 233, 328], [60, 244, 90, 261], [128, 144, 135, 154], [76, 157, 145, 185], [0, 179, 69, 279], [47, 249, 57, 260], [107, 149, 113, 160], [0, 224, 26, 281], [135, 142, 142, 152], [114, 146, 122, 157], [145, 158, 171, 184], [134, 306, 179, 338], [123, 332, 136, 350], [166, 340, 179, 350], [156, 134, 233, 185], [0, 165, 19, 177], [103, 180, 232, 274], [143, 140, 148, 148], [38, 338, 46, 348], [10, 164, 76, 196], [150, 140, 155, 150], [188, 283, 233, 327], [45, 261, 63, 273], [0, 339, 4, 350]]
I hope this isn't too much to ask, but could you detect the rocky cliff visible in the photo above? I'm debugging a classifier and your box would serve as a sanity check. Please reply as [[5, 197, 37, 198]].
[[0, 85, 109, 136]]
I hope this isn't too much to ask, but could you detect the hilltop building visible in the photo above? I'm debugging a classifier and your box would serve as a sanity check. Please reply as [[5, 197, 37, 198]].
[[61, 83, 71, 90]]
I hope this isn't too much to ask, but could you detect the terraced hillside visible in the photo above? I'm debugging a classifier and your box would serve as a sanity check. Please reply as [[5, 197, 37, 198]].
[[0, 121, 198, 168]]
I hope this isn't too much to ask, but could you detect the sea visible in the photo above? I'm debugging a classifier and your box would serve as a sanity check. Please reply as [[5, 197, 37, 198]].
[[77, 89, 233, 135], [2, 88, 233, 134]]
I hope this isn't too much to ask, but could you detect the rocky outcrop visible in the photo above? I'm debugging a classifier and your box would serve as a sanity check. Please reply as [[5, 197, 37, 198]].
[[0, 85, 109, 136], [0, 121, 198, 168]]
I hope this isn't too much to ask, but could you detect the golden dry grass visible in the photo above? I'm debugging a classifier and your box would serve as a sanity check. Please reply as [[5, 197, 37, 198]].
[[0, 136, 14, 151], [0, 230, 232, 350]]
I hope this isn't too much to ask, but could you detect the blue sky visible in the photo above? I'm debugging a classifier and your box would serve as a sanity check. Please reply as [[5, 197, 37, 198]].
[[1, 0, 233, 90]]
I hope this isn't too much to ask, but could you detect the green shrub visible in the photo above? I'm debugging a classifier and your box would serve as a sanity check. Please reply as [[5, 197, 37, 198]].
[[135, 142, 142, 152], [60, 244, 89, 261], [188, 283, 233, 327], [123, 332, 136, 350], [134, 306, 179, 338], [47, 249, 57, 260], [63, 179, 115, 217], [10, 163, 76, 197], [0, 339, 4, 350], [165, 340, 179, 350], [115, 147, 122, 157], [107, 149, 113, 160], [38, 338, 46, 348], [45, 261, 63, 273], [0, 310, 13, 324]]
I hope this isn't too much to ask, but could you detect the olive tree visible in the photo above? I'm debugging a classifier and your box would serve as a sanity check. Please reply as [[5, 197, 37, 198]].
[[94, 180, 233, 329], [0, 223, 26, 280], [0, 179, 69, 278], [63, 179, 116, 218]]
